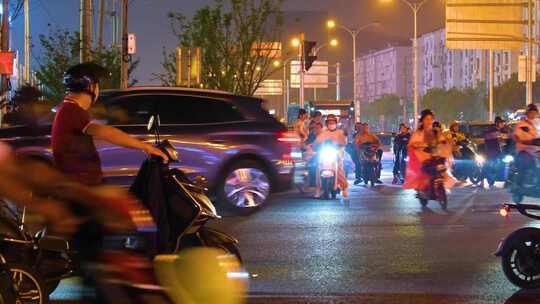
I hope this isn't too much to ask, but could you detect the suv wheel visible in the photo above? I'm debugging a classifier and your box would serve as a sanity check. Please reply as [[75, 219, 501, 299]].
[[217, 160, 271, 214]]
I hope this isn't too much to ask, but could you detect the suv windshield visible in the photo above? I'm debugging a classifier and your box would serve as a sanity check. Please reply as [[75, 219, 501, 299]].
[[468, 124, 492, 138]]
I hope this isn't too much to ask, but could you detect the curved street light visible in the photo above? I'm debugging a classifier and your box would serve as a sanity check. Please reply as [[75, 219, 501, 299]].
[[326, 20, 379, 123], [380, 0, 429, 128]]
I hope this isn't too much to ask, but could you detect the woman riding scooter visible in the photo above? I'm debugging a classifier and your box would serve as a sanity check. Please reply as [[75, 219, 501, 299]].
[[313, 114, 348, 199], [403, 109, 455, 208]]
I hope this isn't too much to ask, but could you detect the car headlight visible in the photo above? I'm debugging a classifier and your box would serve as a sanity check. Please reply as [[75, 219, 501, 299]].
[[475, 154, 485, 165], [503, 155, 514, 163], [320, 146, 338, 163]]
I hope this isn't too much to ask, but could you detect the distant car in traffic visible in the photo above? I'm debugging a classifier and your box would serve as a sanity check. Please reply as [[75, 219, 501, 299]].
[[0, 87, 296, 213]]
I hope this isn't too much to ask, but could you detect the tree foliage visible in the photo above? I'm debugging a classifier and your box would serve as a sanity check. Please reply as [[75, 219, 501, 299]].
[[154, 0, 284, 96], [421, 86, 487, 124], [362, 94, 403, 131], [34, 27, 139, 103]]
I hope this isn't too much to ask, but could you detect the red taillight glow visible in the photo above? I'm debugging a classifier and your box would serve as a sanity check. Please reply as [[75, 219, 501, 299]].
[[278, 132, 300, 143], [499, 206, 509, 217]]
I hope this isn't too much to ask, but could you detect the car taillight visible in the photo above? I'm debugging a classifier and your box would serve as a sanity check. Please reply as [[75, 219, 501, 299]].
[[277, 132, 300, 143], [499, 205, 510, 217]]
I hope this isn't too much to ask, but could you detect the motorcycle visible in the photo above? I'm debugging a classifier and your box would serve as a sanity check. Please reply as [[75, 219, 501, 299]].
[[317, 142, 340, 199], [0, 115, 244, 302], [359, 142, 380, 187], [496, 202, 540, 289], [452, 139, 484, 185], [132, 115, 242, 259], [0, 201, 71, 302], [507, 137, 540, 203], [417, 155, 448, 210], [482, 153, 514, 187], [394, 149, 408, 184]]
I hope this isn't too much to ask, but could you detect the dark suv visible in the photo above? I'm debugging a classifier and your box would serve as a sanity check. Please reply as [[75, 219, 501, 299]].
[[0, 87, 295, 212]]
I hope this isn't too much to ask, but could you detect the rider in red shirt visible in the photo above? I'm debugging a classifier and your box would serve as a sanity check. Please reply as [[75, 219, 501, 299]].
[[52, 63, 166, 185]]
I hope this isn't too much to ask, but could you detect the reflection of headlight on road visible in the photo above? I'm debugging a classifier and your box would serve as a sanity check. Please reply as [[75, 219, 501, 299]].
[[320, 147, 337, 162], [503, 155, 514, 163], [475, 154, 485, 164]]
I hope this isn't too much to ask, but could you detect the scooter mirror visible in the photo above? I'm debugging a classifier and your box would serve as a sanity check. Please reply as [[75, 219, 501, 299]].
[[147, 115, 155, 132], [147, 115, 162, 132]]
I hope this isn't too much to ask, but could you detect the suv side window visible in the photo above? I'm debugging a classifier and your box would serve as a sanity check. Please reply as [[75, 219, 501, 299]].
[[156, 95, 245, 125], [98, 95, 156, 125]]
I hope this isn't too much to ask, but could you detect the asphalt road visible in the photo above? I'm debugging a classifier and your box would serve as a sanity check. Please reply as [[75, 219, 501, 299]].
[[52, 168, 540, 303]]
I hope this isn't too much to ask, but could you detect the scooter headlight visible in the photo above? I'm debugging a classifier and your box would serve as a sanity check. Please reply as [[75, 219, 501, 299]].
[[503, 155, 514, 163], [475, 154, 485, 165], [320, 146, 338, 163]]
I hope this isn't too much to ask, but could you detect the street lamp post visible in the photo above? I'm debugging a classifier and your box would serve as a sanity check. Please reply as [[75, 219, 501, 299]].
[[388, 0, 428, 128], [327, 21, 378, 123]]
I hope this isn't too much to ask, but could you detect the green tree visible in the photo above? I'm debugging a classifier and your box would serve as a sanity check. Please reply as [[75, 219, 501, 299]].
[[34, 27, 139, 103], [493, 73, 525, 115], [155, 0, 284, 96], [362, 94, 402, 131], [421, 86, 486, 125]]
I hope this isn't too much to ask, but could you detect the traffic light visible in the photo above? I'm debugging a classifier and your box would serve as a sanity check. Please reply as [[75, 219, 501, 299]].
[[303, 40, 317, 71]]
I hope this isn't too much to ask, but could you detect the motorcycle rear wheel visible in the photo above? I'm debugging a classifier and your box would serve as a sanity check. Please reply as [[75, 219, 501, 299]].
[[8, 264, 49, 304], [501, 231, 540, 289]]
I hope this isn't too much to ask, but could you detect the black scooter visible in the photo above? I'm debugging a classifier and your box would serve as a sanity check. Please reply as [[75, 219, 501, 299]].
[[394, 148, 408, 184], [359, 142, 380, 187], [417, 155, 448, 210], [496, 202, 540, 289], [0, 202, 71, 302], [132, 115, 241, 259]]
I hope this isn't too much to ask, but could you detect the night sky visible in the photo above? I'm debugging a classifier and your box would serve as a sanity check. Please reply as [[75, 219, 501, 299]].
[[11, 0, 445, 98]]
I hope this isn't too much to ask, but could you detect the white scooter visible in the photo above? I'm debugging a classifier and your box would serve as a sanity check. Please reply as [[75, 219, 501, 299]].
[[317, 142, 341, 199]]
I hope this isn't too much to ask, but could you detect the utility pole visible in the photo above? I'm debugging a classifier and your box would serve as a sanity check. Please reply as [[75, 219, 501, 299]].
[[120, 0, 129, 88], [299, 33, 305, 109], [0, 0, 9, 126], [80, 0, 93, 62], [527, 0, 534, 105], [489, 50, 494, 121], [24, 0, 30, 83], [97, 0, 105, 51], [111, 0, 119, 46]]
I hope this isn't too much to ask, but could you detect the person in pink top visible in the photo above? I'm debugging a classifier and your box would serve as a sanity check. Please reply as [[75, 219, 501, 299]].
[[403, 109, 454, 191]]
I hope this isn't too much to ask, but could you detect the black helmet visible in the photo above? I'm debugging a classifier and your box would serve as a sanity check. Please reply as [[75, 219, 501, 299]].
[[494, 116, 506, 124], [326, 114, 338, 125], [527, 103, 539, 113], [63, 62, 109, 93], [420, 109, 434, 122]]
